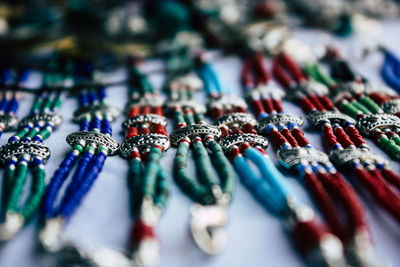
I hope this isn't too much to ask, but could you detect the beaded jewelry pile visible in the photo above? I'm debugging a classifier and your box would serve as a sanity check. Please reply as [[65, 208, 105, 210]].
[[1, 1, 400, 267]]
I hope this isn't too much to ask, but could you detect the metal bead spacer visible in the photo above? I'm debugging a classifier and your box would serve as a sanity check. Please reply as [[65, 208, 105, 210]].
[[73, 104, 120, 123], [18, 113, 62, 130], [66, 131, 120, 156]]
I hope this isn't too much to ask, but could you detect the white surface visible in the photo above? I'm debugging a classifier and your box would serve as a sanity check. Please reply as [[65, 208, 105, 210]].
[[1, 21, 400, 267]]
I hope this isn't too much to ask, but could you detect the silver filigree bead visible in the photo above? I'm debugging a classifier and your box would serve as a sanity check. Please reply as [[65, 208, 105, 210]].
[[307, 111, 356, 129], [66, 131, 120, 155], [219, 134, 269, 151], [120, 134, 170, 157], [277, 147, 330, 169]]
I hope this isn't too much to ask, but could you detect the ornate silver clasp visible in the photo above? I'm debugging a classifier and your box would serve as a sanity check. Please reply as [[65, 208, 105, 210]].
[[190, 186, 230, 255], [356, 113, 400, 135], [277, 147, 331, 169], [307, 111, 356, 129]]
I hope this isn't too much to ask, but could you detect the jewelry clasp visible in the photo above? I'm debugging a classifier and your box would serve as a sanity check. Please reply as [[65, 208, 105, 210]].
[[190, 186, 230, 255]]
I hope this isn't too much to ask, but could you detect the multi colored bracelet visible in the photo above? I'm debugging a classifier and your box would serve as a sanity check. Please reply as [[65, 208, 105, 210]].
[[166, 71, 235, 255], [119, 62, 170, 267], [0, 68, 27, 139], [315, 48, 400, 160], [39, 62, 120, 252], [240, 52, 377, 266], [295, 51, 400, 226], [0, 59, 65, 241], [197, 56, 348, 267]]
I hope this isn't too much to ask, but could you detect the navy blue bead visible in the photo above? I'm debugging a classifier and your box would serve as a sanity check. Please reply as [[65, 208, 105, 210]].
[[98, 87, 106, 101], [32, 157, 43, 166], [32, 136, 43, 142], [59, 152, 107, 218], [88, 90, 98, 104], [41, 151, 78, 218], [101, 119, 112, 135], [90, 117, 101, 130], [6, 97, 19, 113], [79, 92, 89, 107], [0, 98, 7, 112], [80, 119, 90, 131]]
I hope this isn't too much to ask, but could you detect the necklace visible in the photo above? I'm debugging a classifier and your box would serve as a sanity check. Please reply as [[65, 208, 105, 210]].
[[119, 61, 170, 267], [197, 54, 348, 267], [0, 59, 65, 241], [241, 51, 378, 266], [39, 61, 120, 253]]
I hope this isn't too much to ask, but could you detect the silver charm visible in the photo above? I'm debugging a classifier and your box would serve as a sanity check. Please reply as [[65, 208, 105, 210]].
[[219, 134, 269, 151], [0, 114, 18, 131], [66, 131, 120, 155], [122, 114, 167, 128], [277, 147, 330, 169], [74, 104, 120, 122], [329, 148, 389, 169], [120, 134, 170, 157], [190, 186, 229, 255], [212, 113, 257, 127], [170, 124, 221, 146], [331, 82, 364, 104], [307, 111, 356, 128], [18, 113, 62, 129], [356, 114, 400, 135], [381, 99, 400, 115], [0, 140, 51, 163], [257, 114, 304, 133]]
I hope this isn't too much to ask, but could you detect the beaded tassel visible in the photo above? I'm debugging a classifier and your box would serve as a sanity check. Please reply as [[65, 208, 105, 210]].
[[244, 52, 379, 266], [0, 59, 65, 241], [120, 63, 170, 267], [39, 63, 119, 252], [199, 55, 347, 267]]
